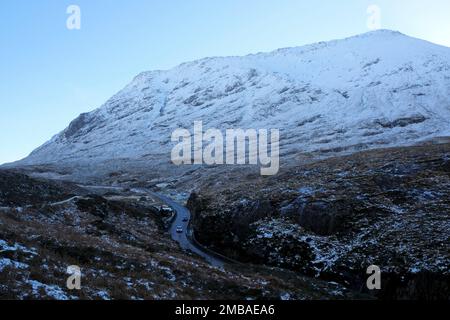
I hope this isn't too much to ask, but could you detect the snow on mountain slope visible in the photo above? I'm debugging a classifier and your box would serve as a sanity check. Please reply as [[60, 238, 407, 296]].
[[14, 30, 450, 170]]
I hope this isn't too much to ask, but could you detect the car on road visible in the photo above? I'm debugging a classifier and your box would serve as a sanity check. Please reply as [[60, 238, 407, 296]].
[[176, 225, 183, 233], [161, 205, 173, 213], [182, 216, 189, 222]]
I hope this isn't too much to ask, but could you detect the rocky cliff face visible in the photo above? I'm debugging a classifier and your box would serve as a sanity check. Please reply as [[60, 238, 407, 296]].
[[188, 142, 450, 299]]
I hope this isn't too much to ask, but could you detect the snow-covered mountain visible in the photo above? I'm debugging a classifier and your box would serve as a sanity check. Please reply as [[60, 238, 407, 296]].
[[13, 30, 450, 173]]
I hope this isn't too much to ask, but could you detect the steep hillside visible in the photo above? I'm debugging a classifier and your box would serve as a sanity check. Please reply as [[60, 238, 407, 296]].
[[187, 141, 450, 299], [8, 30, 450, 184]]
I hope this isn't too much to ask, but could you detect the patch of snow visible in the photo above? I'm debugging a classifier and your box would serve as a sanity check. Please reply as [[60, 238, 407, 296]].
[[280, 293, 291, 300], [408, 266, 422, 274], [0, 239, 37, 255], [258, 232, 274, 239], [28, 280, 69, 300], [96, 290, 111, 300], [0, 258, 28, 272]]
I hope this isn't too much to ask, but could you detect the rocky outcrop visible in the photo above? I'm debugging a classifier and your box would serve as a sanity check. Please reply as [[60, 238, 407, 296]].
[[0, 169, 79, 206], [281, 198, 359, 236], [189, 142, 450, 300]]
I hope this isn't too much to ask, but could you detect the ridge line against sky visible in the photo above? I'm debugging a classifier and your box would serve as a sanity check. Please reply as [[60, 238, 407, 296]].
[[1, 0, 450, 165]]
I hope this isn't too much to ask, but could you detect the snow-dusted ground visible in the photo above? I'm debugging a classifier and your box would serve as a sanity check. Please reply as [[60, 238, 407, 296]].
[[10, 30, 450, 173]]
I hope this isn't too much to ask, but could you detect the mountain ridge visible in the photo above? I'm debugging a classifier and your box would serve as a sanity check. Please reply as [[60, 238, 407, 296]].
[[7, 30, 450, 184]]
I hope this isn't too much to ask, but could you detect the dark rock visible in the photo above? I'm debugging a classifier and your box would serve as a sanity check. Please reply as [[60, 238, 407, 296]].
[[374, 115, 427, 129]]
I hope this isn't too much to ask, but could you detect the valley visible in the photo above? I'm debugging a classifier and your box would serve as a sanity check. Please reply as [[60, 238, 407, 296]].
[[0, 169, 358, 299], [1, 30, 449, 300]]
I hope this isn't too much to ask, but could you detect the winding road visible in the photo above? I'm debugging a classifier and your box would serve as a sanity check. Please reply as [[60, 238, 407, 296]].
[[147, 191, 225, 268], [80, 185, 226, 268]]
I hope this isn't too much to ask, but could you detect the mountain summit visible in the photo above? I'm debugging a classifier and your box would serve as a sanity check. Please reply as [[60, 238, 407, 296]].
[[11, 30, 450, 180]]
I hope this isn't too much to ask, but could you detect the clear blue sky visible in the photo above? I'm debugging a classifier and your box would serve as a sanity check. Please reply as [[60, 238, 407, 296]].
[[1, 0, 449, 165]]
